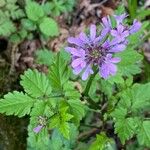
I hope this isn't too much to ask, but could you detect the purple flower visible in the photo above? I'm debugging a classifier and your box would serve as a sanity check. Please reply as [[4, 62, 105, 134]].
[[129, 19, 142, 34], [100, 54, 121, 79], [33, 125, 43, 133], [111, 24, 129, 42], [65, 14, 141, 80], [114, 13, 128, 25]]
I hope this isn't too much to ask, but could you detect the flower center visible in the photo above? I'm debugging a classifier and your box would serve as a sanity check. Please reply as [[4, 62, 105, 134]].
[[86, 46, 105, 64], [90, 49, 102, 59]]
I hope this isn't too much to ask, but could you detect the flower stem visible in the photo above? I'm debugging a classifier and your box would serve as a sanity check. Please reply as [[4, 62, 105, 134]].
[[82, 67, 99, 109], [83, 67, 99, 96]]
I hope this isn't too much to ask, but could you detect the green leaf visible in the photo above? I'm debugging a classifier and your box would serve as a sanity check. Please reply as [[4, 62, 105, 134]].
[[49, 53, 70, 90], [20, 69, 52, 98], [59, 122, 70, 139], [116, 48, 143, 77], [10, 8, 25, 19], [63, 82, 81, 100], [67, 99, 85, 124], [111, 107, 127, 120], [39, 17, 59, 36], [137, 9, 150, 20], [0, 20, 16, 37], [49, 105, 73, 139], [114, 118, 137, 144], [131, 83, 150, 111], [137, 121, 150, 147], [36, 49, 54, 66], [26, 1, 44, 21], [0, 91, 35, 117], [49, 124, 78, 150], [28, 125, 49, 150], [10, 33, 21, 43], [89, 132, 113, 150], [99, 79, 113, 98], [21, 19, 36, 31], [107, 72, 124, 84]]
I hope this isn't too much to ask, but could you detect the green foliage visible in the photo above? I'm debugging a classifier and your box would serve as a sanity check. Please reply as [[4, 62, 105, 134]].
[[67, 99, 85, 124], [48, 53, 71, 90], [25, 1, 44, 22], [127, 0, 137, 20], [116, 48, 143, 77], [0, 52, 85, 149], [20, 69, 52, 98], [137, 121, 150, 147], [0, 91, 35, 117], [0, 0, 24, 37], [114, 117, 137, 144], [89, 133, 114, 150], [49, 125, 78, 150], [112, 82, 150, 145], [36, 49, 54, 66], [39, 17, 59, 36], [0, 0, 60, 42], [0, 3, 150, 149], [25, 0, 59, 38], [49, 104, 73, 139], [46, 0, 76, 16]]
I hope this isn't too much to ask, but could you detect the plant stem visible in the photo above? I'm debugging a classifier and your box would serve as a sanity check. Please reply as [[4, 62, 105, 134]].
[[82, 67, 99, 109], [83, 67, 99, 96]]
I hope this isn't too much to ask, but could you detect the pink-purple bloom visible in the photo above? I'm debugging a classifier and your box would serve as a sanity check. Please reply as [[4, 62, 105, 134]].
[[66, 14, 141, 80], [33, 125, 43, 133]]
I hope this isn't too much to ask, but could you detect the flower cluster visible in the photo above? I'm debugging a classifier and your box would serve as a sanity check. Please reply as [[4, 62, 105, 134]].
[[33, 116, 47, 133], [65, 14, 141, 80]]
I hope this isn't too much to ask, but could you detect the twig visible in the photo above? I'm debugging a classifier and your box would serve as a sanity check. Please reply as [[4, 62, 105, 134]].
[[9, 43, 19, 75], [87, 0, 109, 11]]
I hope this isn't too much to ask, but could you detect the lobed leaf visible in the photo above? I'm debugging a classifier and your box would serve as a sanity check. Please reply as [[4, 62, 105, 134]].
[[0, 91, 35, 117], [137, 121, 150, 147], [20, 69, 52, 98], [26, 1, 44, 21]]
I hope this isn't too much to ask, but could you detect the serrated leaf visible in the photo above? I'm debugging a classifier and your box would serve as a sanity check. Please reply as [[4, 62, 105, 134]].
[[99, 79, 113, 98], [0, 91, 35, 117], [116, 48, 143, 77], [20, 69, 52, 98], [67, 99, 85, 124], [49, 124, 78, 150], [26, 1, 44, 21], [114, 118, 137, 144], [89, 132, 113, 150], [49, 53, 70, 90], [131, 83, 150, 111], [107, 72, 124, 84], [137, 121, 150, 147], [63, 82, 81, 100], [111, 107, 127, 120], [59, 122, 70, 139], [49, 105, 73, 139], [39, 17, 59, 36]]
